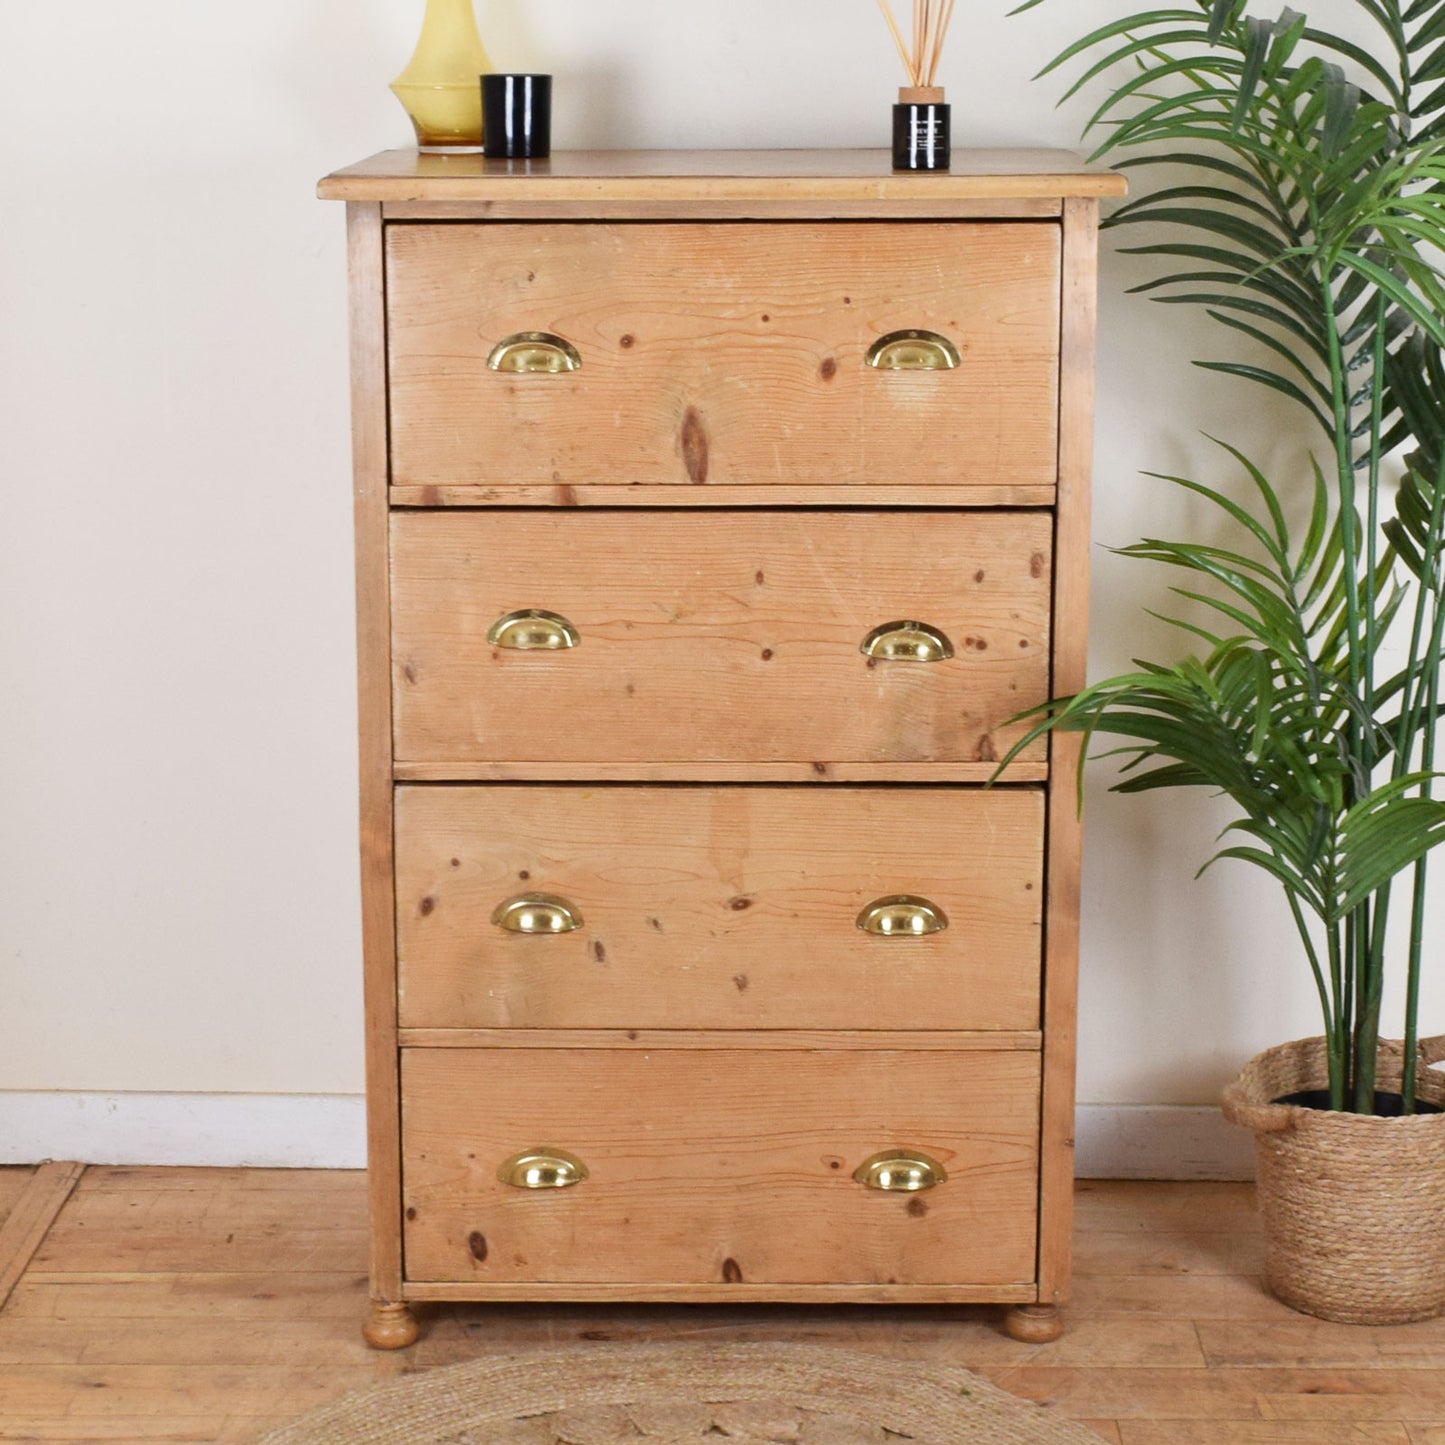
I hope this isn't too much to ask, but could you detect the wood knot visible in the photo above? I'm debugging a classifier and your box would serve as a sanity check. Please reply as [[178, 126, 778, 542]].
[[467, 1231, 488, 1263], [729, 896, 754, 911], [592, 940, 608, 964], [907, 1197, 929, 1217], [1030, 551, 1047, 579], [681, 407, 710, 484], [418, 896, 436, 917], [819, 357, 838, 381], [722, 1257, 744, 1283]]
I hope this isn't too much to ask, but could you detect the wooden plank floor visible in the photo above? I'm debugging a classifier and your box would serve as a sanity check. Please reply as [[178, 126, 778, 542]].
[[0, 1171, 35, 1233], [1, 1169, 1442, 1441]]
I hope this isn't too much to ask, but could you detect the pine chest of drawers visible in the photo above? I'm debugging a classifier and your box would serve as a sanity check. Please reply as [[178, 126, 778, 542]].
[[319, 149, 1124, 1348]]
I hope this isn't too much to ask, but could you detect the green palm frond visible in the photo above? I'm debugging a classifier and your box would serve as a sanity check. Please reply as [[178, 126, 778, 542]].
[[1010, 0, 1445, 1110], [1018, 0, 1443, 471]]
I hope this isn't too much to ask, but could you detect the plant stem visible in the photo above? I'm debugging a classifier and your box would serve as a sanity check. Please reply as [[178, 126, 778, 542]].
[[1354, 891, 1389, 1113], [1402, 452, 1445, 1109], [1364, 295, 1387, 758], [1328, 921, 1349, 1108], [1404, 858, 1430, 1111], [1288, 889, 1340, 1099], [1322, 281, 1364, 706]]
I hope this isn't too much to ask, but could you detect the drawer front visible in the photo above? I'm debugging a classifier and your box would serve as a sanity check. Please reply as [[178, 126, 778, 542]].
[[386, 222, 1061, 490], [390, 510, 1052, 767], [401, 1047, 1040, 1286], [396, 785, 1044, 1031]]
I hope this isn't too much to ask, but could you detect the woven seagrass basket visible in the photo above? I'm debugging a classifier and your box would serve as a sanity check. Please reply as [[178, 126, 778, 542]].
[[1222, 1034, 1445, 1325]]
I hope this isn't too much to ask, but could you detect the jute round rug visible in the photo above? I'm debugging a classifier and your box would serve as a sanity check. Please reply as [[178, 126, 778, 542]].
[[257, 1342, 1097, 1444]]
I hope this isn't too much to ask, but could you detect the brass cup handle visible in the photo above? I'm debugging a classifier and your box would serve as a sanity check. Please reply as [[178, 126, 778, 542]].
[[488, 609, 580, 651], [491, 893, 584, 934], [854, 1150, 948, 1192], [856, 895, 949, 937], [487, 331, 583, 374], [498, 1148, 589, 1189], [865, 329, 961, 371], [861, 621, 954, 663]]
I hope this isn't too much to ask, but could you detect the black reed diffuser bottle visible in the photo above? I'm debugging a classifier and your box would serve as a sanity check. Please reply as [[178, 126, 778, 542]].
[[894, 85, 951, 171], [874, 0, 958, 171]]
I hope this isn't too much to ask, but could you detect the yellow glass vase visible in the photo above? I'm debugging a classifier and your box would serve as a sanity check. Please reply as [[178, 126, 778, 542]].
[[391, 0, 494, 153]]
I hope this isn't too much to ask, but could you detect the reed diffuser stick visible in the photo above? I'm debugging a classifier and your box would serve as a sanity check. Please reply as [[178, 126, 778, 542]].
[[929, 0, 957, 84], [874, 0, 959, 88], [875, 0, 914, 79]]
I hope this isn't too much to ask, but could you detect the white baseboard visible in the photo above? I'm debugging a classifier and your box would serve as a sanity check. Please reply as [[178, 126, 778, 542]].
[[0, 1092, 368, 1169], [0, 1093, 1256, 1180], [1075, 1104, 1256, 1181]]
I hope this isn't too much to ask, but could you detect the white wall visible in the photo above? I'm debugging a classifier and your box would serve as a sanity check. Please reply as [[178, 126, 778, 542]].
[[1, 1, 1437, 1164]]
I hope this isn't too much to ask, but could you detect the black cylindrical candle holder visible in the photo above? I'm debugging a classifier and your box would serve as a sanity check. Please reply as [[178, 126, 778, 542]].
[[893, 86, 950, 171], [482, 73, 552, 159]]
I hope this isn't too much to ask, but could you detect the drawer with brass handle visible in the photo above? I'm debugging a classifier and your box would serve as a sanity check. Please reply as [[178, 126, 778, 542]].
[[394, 783, 1044, 1031], [401, 1046, 1041, 1287], [385, 221, 1060, 491], [390, 509, 1052, 770]]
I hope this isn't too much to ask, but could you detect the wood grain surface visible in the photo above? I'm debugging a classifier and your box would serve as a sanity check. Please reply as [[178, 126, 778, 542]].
[[0, 1169, 33, 1232], [381, 198, 1067, 222], [12, 1170, 1445, 1441], [346, 203, 406, 1308], [385, 222, 1060, 489], [400, 1047, 1041, 1288], [397, 1029, 1043, 1051], [390, 509, 1053, 768], [387, 484, 1058, 509], [0, 1165, 82, 1312], [394, 784, 1044, 1031], [1038, 196, 1103, 1309], [317, 148, 1131, 203], [391, 760, 1050, 783]]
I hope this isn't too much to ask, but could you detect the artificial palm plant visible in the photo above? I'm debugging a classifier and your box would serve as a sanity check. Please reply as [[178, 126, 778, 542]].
[[1007, 0, 1445, 1115]]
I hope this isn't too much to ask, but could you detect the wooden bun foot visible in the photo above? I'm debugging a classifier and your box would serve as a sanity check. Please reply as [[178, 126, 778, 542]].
[[1003, 1303, 1065, 1343], [363, 1300, 420, 1350]]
